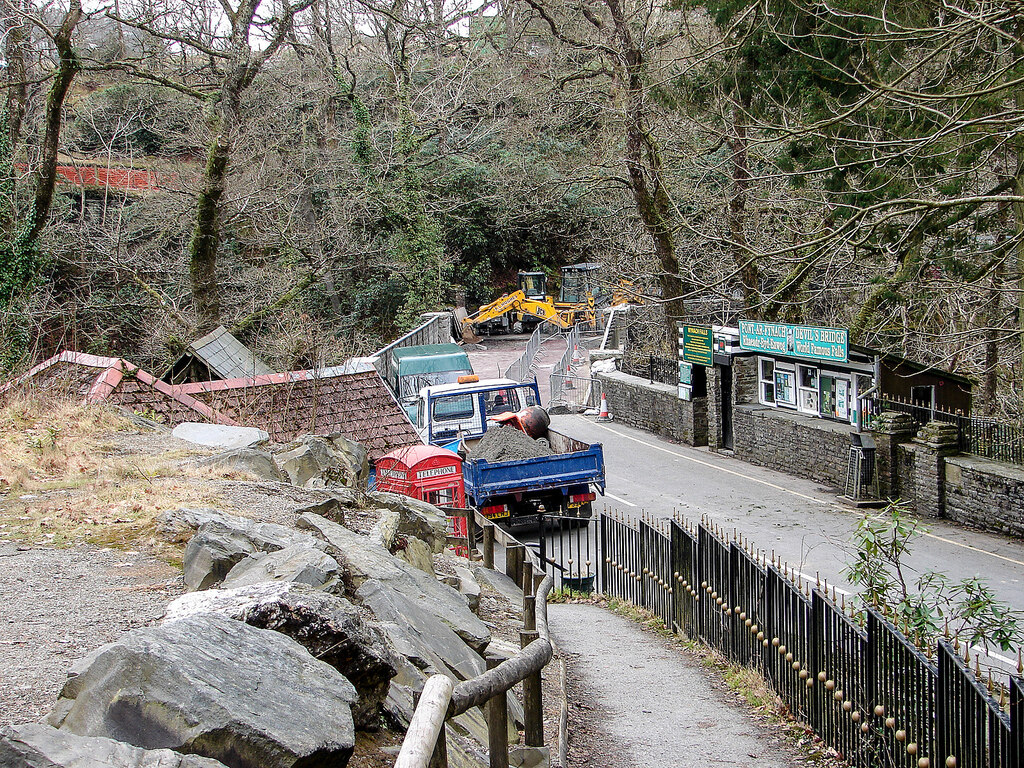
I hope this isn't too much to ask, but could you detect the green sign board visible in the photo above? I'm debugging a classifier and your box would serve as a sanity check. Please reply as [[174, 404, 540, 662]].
[[680, 324, 714, 366], [738, 320, 848, 363]]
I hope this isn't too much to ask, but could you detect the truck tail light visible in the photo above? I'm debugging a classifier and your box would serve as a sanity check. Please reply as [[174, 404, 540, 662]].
[[482, 504, 507, 518], [570, 493, 596, 505]]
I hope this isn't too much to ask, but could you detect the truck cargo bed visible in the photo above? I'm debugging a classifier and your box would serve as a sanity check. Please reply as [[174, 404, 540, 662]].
[[462, 429, 605, 505]]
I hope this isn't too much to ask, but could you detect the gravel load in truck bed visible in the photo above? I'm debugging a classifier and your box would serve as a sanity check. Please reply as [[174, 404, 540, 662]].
[[470, 425, 555, 463]]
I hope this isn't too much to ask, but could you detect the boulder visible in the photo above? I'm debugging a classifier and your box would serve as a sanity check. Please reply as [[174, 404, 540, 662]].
[[171, 423, 269, 450], [221, 544, 343, 594], [368, 492, 447, 555], [324, 433, 370, 489], [471, 564, 523, 605], [47, 614, 356, 768], [163, 583, 397, 729], [356, 579, 484, 681], [275, 435, 369, 490], [197, 448, 286, 482], [183, 517, 322, 591], [1, 724, 228, 768], [297, 513, 490, 652], [155, 507, 246, 543], [454, 566, 481, 613]]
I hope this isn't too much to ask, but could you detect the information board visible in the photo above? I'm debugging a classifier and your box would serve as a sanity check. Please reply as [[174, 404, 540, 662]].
[[680, 324, 714, 366], [738, 321, 848, 363]]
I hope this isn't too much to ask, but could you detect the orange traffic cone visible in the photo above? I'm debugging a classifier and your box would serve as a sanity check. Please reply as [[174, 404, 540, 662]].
[[572, 343, 584, 364], [596, 394, 611, 422]]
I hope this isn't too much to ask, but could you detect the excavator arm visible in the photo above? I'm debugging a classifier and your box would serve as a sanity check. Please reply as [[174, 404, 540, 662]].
[[464, 290, 573, 330]]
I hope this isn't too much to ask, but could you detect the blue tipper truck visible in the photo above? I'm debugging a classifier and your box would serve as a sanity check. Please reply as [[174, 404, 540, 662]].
[[413, 376, 605, 527]]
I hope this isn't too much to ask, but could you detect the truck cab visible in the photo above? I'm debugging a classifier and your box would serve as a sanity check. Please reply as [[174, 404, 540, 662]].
[[415, 376, 541, 446], [388, 344, 474, 421]]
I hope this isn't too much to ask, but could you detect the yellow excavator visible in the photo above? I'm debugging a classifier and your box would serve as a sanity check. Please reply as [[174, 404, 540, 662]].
[[463, 267, 599, 338]]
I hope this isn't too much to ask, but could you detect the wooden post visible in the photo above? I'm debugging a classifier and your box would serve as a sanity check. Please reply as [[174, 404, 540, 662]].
[[523, 594, 536, 632], [521, 560, 534, 597], [429, 727, 448, 768], [395, 674, 454, 768], [483, 523, 495, 569], [485, 652, 509, 768], [466, 512, 477, 561], [520, 630, 543, 748], [506, 543, 524, 587]]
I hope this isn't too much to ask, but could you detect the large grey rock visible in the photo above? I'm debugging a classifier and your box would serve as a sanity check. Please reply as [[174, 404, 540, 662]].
[[276, 435, 369, 490], [324, 433, 370, 490], [182, 517, 321, 591], [0, 724, 228, 768], [454, 566, 481, 613], [163, 583, 397, 729], [471, 564, 523, 605], [369, 492, 447, 555], [197, 448, 285, 482], [221, 544, 343, 593], [297, 513, 490, 652], [47, 614, 356, 768], [155, 508, 247, 543], [171, 423, 269, 450], [356, 579, 484, 681]]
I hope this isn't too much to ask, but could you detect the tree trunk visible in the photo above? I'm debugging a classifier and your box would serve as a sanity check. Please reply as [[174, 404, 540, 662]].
[[728, 97, 758, 317], [0, 0, 81, 306], [188, 130, 231, 331], [603, 0, 687, 341], [2, 0, 28, 150]]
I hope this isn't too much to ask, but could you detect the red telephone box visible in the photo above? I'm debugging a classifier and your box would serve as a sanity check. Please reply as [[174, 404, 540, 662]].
[[376, 445, 468, 555], [376, 445, 466, 508]]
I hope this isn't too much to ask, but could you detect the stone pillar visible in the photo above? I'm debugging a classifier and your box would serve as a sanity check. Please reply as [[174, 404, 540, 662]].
[[870, 411, 918, 500], [733, 356, 757, 405], [911, 421, 960, 518], [707, 365, 723, 451]]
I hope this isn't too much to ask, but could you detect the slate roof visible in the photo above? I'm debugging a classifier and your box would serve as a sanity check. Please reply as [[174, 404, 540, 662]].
[[180, 365, 420, 458], [173, 326, 274, 382], [1, 352, 419, 459]]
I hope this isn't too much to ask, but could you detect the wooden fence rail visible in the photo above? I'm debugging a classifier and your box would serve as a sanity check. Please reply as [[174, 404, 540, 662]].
[[395, 513, 553, 768]]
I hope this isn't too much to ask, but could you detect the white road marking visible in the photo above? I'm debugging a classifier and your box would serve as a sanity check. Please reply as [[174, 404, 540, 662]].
[[604, 492, 637, 508], [589, 421, 828, 505], [587, 420, 1024, 570]]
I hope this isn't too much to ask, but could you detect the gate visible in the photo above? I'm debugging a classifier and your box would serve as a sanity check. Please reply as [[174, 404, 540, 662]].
[[538, 513, 597, 593]]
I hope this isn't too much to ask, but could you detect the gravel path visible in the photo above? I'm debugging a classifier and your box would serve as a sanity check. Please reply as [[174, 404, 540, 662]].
[[0, 542, 181, 727], [550, 603, 805, 768]]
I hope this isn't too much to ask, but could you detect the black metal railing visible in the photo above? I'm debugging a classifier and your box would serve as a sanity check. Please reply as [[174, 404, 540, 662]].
[[598, 512, 1024, 768], [871, 397, 1024, 467], [620, 354, 678, 386]]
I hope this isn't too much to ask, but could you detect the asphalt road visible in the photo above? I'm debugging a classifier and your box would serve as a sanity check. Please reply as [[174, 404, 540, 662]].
[[547, 414, 1024, 674], [555, 414, 1024, 608]]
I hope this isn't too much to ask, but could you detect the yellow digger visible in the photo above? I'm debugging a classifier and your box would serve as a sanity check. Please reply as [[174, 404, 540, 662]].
[[463, 268, 598, 339]]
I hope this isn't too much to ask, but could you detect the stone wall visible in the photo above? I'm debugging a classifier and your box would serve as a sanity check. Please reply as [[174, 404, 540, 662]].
[[734, 356, 758, 404], [595, 370, 707, 446], [943, 456, 1024, 538], [706, 366, 724, 451], [733, 404, 853, 488]]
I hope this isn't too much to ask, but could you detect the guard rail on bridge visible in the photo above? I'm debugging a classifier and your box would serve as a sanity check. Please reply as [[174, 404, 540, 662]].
[[599, 511, 1024, 768], [395, 511, 556, 768]]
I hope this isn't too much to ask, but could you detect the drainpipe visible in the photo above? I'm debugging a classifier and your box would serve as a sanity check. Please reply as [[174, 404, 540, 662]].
[[855, 354, 882, 432]]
